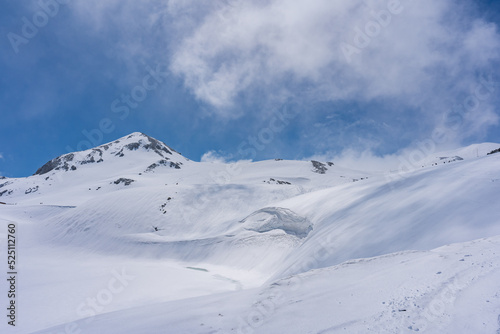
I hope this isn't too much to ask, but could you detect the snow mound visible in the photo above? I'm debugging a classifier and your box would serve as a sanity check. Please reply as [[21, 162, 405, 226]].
[[240, 207, 313, 238]]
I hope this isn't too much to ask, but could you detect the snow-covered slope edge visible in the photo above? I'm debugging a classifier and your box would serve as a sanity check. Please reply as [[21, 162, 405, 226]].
[[34, 235, 500, 334], [270, 151, 500, 279]]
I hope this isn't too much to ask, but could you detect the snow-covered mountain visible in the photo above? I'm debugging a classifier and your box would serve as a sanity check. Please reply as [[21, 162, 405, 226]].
[[1, 133, 499, 333], [34, 132, 187, 176]]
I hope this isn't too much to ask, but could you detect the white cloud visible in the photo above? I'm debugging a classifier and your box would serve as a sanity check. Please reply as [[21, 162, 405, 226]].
[[200, 150, 253, 164], [47, 0, 500, 152], [200, 150, 230, 163], [170, 0, 500, 141]]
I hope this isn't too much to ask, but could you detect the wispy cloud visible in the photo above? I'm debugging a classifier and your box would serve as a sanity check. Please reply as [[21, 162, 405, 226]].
[[200, 150, 230, 163]]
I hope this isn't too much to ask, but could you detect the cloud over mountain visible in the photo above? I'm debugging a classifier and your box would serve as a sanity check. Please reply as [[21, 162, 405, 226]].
[[169, 0, 500, 142]]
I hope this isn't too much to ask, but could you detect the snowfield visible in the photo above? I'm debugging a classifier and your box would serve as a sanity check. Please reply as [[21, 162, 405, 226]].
[[32, 236, 500, 334], [0, 133, 499, 334]]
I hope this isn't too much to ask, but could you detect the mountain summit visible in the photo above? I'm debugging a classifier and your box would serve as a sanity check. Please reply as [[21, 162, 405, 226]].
[[34, 132, 187, 176]]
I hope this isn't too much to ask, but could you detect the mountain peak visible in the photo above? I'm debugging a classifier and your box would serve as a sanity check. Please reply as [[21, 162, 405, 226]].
[[102, 132, 180, 158], [34, 132, 186, 176]]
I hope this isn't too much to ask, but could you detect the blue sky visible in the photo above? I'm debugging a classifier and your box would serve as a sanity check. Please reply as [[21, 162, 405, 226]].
[[1, 0, 500, 177]]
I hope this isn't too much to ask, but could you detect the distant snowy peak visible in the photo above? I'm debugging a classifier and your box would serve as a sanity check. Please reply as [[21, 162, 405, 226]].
[[34, 132, 187, 175]]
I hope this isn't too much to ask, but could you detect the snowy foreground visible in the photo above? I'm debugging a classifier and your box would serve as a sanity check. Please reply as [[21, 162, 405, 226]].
[[0, 133, 499, 333]]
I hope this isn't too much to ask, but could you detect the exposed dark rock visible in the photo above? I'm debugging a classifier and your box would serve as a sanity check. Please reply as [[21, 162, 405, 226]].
[[145, 159, 182, 172], [146, 160, 169, 172], [125, 142, 141, 150], [34, 152, 77, 175], [81, 156, 95, 164], [265, 178, 291, 185], [487, 148, 500, 155], [35, 160, 57, 175], [112, 178, 135, 186], [159, 199, 172, 214], [311, 160, 328, 174], [59, 162, 72, 171], [141, 134, 174, 158], [25, 186, 39, 194], [80, 149, 104, 165], [0, 189, 13, 197], [439, 156, 464, 163], [115, 134, 175, 159], [327, 162, 334, 166], [0, 181, 12, 189], [170, 162, 181, 169], [35, 147, 104, 174]]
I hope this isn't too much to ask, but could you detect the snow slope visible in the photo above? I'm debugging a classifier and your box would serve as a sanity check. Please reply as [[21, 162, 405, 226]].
[[0, 133, 499, 333], [34, 235, 500, 334]]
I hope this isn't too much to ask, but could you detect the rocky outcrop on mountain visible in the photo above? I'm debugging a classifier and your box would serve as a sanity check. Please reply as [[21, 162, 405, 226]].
[[145, 160, 182, 173], [487, 148, 500, 155], [311, 160, 328, 174]]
